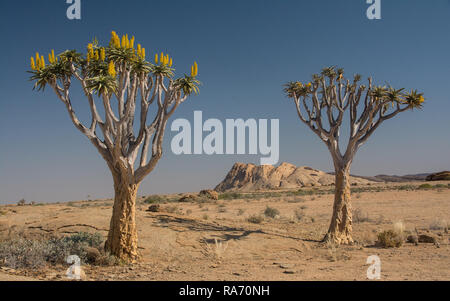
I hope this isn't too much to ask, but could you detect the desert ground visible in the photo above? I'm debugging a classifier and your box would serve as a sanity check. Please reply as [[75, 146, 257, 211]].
[[0, 181, 449, 281]]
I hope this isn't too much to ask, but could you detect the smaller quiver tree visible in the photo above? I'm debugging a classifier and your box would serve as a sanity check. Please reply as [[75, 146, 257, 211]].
[[284, 66, 425, 245]]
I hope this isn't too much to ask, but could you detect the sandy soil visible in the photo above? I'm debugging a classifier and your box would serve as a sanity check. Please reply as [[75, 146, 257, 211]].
[[0, 182, 449, 281]]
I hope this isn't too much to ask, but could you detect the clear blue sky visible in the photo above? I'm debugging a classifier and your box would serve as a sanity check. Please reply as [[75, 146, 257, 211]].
[[1, 0, 449, 203]]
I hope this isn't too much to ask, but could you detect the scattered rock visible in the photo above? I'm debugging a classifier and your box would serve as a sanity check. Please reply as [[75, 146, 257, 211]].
[[178, 194, 198, 203], [278, 263, 294, 269], [146, 204, 161, 212], [418, 234, 438, 244], [283, 270, 296, 274], [407, 235, 419, 246], [85, 247, 101, 264], [199, 190, 219, 200]]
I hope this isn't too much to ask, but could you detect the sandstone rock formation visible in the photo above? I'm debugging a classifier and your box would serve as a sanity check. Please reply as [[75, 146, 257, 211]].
[[199, 190, 219, 200], [215, 162, 375, 192]]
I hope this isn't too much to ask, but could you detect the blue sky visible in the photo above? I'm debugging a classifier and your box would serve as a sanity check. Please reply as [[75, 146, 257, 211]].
[[1, 0, 449, 203]]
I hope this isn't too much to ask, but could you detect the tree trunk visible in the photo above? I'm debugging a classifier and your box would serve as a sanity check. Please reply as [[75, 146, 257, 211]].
[[104, 172, 140, 263], [323, 165, 354, 245]]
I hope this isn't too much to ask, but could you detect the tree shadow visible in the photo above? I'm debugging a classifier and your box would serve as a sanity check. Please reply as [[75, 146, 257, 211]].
[[146, 214, 322, 244]]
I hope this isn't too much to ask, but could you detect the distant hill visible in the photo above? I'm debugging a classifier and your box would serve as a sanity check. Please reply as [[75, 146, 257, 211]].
[[350, 173, 430, 183], [215, 162, 375, 192]]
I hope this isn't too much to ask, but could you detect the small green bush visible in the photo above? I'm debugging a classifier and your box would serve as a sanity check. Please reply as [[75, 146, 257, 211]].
[[418, 184, 433, 190], [144, 195, 166, 204], [396, 185, 415, 191], [218, 192, 242, 200], [434, 184, 447, 189], [376, 230, 403, 248], [264, 206, 279, 218]]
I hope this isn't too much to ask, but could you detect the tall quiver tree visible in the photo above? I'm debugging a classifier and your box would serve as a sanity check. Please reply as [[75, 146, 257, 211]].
[[28, 31, 200, 262], [284, 67, 424, 245]]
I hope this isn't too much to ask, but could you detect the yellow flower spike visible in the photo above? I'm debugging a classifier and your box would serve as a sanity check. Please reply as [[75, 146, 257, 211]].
[[40, 56, 45, 69], [142, 48, 145, 60], [121, 35, 126, 48], [137, 44, 142, 57], [48, 53, 53, 64], [194, 61, 198, 76], [130, 36, 135, 49], [160, 52, 164, 65], [30, 57, 36, 70], [51, 50, 55, 62], [169, 58, 173, 67], [155, 53, 158, 63], [108, 61, 116, 77], [100, 48, 105, 61], [36, 58, 40, 70], [94, 50, 99, 61], [191, 65, 194, 77]]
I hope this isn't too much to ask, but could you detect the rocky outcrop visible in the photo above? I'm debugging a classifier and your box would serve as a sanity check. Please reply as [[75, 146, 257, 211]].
[[215, 162, 375, 192], [426, 171, 450, 181], [199, 190, 219, 200]]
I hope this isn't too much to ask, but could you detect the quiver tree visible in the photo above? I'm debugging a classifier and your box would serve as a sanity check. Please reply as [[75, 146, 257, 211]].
[[284, 66, 424, 245], [28, 31, 200, 262]]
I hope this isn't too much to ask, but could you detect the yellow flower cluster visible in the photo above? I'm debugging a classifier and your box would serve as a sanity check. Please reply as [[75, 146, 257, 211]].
[[87, 44, 106, 63], [155, 52, 173, 67], [48, 49, 58, 64], [137, 44, 146, 60], [190, 62, 198, 77], [111, 31, 135, 50], [111, 31, 121, 48], [30, 52, 46, 71], [418, 96, 425, 103], [108, 61, 116, 77]]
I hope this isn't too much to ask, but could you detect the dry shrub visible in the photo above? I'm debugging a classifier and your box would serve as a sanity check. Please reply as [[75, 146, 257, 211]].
[[205, 238, 228, 260], [376, 230, 403, 248], [353, 208, 370, 223], [429, 219, 448, 231], [247, 215, 264, 224], [264, 206, 279, 218], [0, 232, 116, 269], [294, 208, 306, 221]]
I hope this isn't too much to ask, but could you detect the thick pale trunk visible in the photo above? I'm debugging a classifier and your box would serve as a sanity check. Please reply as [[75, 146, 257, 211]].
[[104, 172, 140, 262], [323, 166, 354, 245]]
